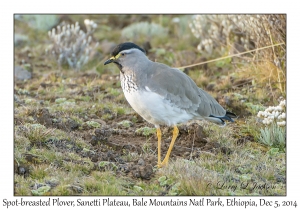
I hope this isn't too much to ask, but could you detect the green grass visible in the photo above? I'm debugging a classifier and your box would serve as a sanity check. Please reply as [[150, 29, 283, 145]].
[[135, 127, 156, 137]]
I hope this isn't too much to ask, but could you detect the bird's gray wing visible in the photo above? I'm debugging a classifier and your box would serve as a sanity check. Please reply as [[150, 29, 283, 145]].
[[144, 62, 226, 117]]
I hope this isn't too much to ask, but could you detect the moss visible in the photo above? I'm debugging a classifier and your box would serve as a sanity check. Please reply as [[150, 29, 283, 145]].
[[85, 121, 101, 128], [135, 127, 156, 137], [117, 120, 133, 128]]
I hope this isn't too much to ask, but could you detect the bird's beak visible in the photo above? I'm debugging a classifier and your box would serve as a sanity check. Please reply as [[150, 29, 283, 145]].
[[104, 53, 122, 65], [104, 57, 115, 65]]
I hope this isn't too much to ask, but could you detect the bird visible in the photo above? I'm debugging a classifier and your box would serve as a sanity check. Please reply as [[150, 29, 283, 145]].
[[104, 42, 236, 168]]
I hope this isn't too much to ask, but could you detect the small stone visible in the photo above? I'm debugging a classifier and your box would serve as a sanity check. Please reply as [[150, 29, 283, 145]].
[[14, 66, 32, 81], [119, 164, 130, 173], [206, 83, 215, 91], [14, 94, 21, 103], [36, 108, 52, 126], [139, 164, 153, 180], [221, 147, 232, 155], [18, 166, 26, 175], [67, 185, 83, 193], [137, 158, 145, 166], [183, 152, 190, 157], [45, 179, 59, 188], [275, 175, 286, 183], [14, 34, 29, 46]]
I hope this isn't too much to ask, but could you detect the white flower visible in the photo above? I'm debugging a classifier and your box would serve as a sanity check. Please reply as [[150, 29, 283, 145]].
[[84, 19, 90, 25], [277, 121, 286, 127], [280, 113, 286, 119], [265, 107, 271, 113], [272, 111, 280, 118], [263, 111, 268, 117], [279, 100, 286, 108], [263, 118, 272, 125]]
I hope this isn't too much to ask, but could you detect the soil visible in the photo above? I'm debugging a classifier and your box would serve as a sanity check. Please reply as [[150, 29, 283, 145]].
[[23, 105, 230, 180], [14, 63, 234, 181]]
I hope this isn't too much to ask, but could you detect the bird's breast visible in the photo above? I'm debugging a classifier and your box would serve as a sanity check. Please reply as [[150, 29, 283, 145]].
[[121, 83, 194, 126]]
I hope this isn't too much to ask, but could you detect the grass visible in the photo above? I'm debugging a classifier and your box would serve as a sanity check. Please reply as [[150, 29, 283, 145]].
[[135, 127, 157, 137], [14, 14, 286, 196], [259, 125, 286, 150]]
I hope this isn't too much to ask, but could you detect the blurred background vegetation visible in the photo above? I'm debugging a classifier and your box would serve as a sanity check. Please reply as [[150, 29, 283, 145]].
[[14, 14, 286, 97]]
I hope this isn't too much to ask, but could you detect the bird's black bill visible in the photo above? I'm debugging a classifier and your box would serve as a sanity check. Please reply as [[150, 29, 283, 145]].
[[104, 59, 113, 65]]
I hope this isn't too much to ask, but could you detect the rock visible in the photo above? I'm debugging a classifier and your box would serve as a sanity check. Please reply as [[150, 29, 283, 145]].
[[106, 151, 116, 161], [100, 40, 116, 54], [275, 175, 286, 184], [90, 155, 98, 162], [67, 118, 80, 131], [139, 164, 153, 180], [236, 135, 254, 145], [178, 124, 188, 134], [14, 34, 29, 46], [45, 179, 59, 187], [52, 117, 80, 131], [119, 164, 130, 173], [14, 94, 21, 103], [18, 166, 27, 175], [36, 108, 52, 126], [195, 125, 207, 143], [221, 146, 232, 155], [91, 128, 112, 145], [206, 83, 215, 91], [67, 185, 83, 193], [202, 141, 221, 152], [137, 158, 145, 166], [14, 66, 32, 81]]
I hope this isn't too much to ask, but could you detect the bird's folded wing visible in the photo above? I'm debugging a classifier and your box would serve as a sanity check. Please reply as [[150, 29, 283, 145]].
[[145, 63, 226, 117]]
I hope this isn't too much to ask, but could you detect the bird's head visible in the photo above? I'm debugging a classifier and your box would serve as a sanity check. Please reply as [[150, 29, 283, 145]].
[[104, 42, 147, 71]]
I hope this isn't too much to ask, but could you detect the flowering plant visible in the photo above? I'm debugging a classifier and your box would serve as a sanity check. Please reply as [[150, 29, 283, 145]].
[[46, 19, 99, 70], [257, 99, 286, 148]]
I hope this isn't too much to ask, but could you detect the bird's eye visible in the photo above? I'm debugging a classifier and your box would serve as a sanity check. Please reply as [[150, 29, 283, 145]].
[[121, 53, 125, 56]]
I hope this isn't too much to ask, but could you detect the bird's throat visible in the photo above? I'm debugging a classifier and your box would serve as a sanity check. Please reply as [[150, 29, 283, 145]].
[[113, 62, 124, 73]]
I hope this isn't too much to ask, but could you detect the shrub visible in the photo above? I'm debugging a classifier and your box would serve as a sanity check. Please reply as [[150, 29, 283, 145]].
[[257, 99, 286, 148], [46, 19, 99, 70], [189, 14, 286, 94], [121, 22, 168, 41], [20, 15, 59, 31], [189, 15, 285, 65]]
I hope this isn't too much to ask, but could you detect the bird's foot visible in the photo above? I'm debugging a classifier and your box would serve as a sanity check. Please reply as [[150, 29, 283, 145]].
[[157, 159, 169, 168]]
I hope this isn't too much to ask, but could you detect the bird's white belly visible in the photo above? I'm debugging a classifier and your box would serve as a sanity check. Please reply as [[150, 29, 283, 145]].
[[123, 89, 194, 126]]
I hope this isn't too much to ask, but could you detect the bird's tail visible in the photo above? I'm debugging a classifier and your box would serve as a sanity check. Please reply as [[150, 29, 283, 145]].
[[205, 111, 237, 126]]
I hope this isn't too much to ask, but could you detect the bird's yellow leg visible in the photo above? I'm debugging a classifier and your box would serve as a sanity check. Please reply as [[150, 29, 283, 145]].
[[156, 127, 162, 167], [161, 126, 179, 166]]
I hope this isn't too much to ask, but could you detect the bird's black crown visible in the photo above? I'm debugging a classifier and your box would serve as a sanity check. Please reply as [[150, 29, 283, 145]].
[[111, 42, 145, 56]]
